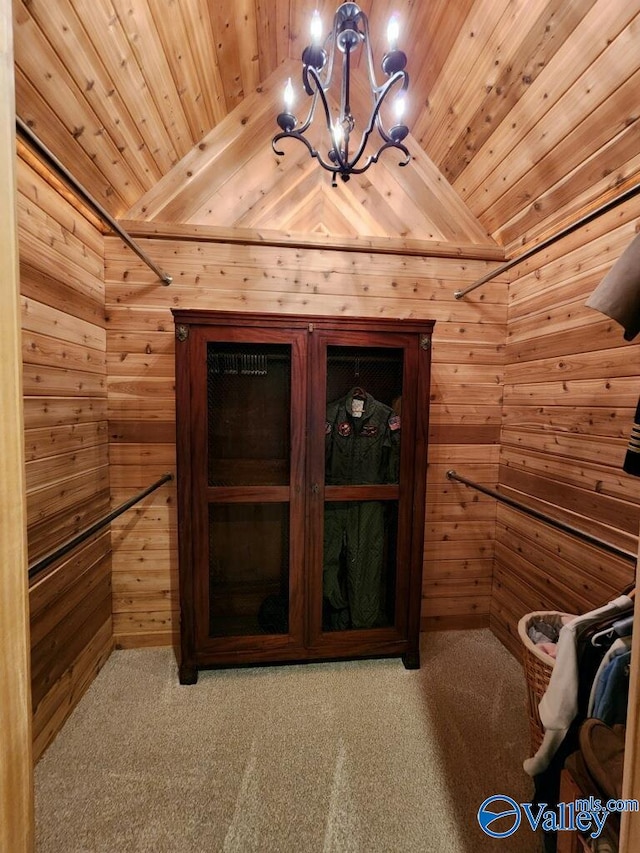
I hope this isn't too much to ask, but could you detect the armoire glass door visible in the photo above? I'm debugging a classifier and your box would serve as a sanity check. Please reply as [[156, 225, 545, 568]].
[[307, 332, 417, 650], [193, 330, 307, 652]]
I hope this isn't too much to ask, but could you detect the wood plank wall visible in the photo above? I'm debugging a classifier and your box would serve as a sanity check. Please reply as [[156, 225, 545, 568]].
[[490, 196, 640, 658], [105, 231, 508, 646], [1, 10, 33, 845], [18, 148, 113, 761]]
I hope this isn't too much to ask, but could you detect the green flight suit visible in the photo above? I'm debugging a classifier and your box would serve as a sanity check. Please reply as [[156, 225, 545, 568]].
[[323, 389, 400, 630]]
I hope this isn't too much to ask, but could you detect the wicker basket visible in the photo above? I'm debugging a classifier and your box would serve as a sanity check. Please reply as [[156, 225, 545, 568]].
[[518, 611, 575, 756]]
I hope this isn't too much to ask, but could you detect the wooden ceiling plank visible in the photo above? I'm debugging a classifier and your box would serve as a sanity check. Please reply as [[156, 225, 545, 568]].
[[234, 157, 320, 230], [177, 0, 227, 127], [496, 134, 640, 254], [208, 1, 245, 113], [322, 181, 388, 237], [145, 0, 214, 142], [408, 0, 475, 131], [315, 188, 360, 239], [186, 138, 313, 228], [412, 0, 510, 148], [484, 63, 640, 245], [20, 0, 167, 187], [453, 1, 637, 209], [14, 70, 129, 213], [419, 0, 540, 165], [472, 15, 640, 240], [159, 106, 284, 222], [473, 8, 640, 225], [439, 0, 599, 187], [318, 182, 389, 238], [279, 185, 324, 233], [125, 61, 295, 221], [405, 142, 496, 245], [276, 0, 293, 67], [233, 0, 261, 99], [327, 173, 434, 240], [13, 2, 147, 209], [255, 0, 279, 81], [108, 0, 192, 162]]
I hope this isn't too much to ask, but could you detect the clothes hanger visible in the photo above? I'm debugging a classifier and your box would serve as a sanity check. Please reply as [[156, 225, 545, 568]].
[[591, 615, 634, 647]]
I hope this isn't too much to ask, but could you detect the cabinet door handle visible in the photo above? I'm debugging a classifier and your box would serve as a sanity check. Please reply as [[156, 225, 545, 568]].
[[311, 482, 320, 494]]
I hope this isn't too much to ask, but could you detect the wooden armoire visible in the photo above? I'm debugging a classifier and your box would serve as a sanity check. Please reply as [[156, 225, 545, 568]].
[[172, 310, 434, 683]]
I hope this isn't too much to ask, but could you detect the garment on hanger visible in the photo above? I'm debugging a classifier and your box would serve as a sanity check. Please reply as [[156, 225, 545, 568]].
[[585, 230, 640, 341], [523, 595, 633, 777], [323, 388, 400, 629], [624, 398, 640, 476], [529, 600, 633, 853]]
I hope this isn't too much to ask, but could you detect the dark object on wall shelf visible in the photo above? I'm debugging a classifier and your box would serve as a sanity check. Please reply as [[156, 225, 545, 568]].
[[172, 310, 434, 683]]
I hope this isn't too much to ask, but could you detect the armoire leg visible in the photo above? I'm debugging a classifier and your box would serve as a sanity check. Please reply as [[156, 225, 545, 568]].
[[402, 650, 420, 670], [179, 663, 198, 684]]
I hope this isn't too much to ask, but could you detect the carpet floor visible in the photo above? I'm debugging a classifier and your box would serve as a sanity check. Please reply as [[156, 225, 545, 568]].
[[35, 630, 540, 852]]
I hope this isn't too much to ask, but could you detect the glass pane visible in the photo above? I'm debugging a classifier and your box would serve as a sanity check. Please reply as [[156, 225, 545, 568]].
[[208, 503, 289, 637], [207, 343, 291, 486], [322, 500, 398, 631], [325, 346, 403, 486]]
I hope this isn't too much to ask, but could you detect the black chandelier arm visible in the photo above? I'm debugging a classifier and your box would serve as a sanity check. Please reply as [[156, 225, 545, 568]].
[[272, 130, 347, 175], [374, 72, 409, 144], [360, 7, 382, 93], [295, 77, 321, 136], [345, 140, 411, 176], [346, 70, 407, 166], [305, 65, 350, 172]]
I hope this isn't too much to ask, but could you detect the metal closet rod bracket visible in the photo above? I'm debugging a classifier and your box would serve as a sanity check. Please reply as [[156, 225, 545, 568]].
[[16, 117, 173, 286]]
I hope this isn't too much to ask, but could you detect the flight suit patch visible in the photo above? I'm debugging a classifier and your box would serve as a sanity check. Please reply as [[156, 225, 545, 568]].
[[338, 421, 352, 436], [362, 424, 379, 437], [389, 415, 401, 431]]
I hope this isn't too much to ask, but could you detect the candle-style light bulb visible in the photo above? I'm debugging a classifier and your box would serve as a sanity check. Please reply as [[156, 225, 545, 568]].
[[310, 10, 322, 45], [394, 93, 406, 121], [387, 15, 400, 50], [333, 121, 344, 150], [284, 77, 294, 112]]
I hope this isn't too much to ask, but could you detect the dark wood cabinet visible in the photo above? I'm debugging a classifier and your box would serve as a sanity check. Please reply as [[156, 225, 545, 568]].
[[172, 310, 434, 683]]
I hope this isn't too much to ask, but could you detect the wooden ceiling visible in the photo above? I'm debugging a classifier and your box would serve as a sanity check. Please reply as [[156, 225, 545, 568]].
[[13, 0, 640, 251]]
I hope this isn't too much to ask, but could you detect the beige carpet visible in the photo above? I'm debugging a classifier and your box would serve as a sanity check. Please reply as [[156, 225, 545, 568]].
[[35, 630, 539, 852]]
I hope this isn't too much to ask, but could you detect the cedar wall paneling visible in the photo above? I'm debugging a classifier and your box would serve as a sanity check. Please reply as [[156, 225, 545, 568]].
[[105, 235, 508, 646], [1, 12, 33, 845], [18, 151, 113, 761], [491, 197, 640, 658]]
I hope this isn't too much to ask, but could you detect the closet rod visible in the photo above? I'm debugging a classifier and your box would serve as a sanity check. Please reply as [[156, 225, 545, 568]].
[[16, 117, 173, 286], [28, 473, 174, 582], [454, 180, 640, 300], [446, 469, 638, 563]]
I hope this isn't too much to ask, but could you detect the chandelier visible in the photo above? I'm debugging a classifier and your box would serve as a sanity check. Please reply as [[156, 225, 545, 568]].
[[272, 3, 410, 186]]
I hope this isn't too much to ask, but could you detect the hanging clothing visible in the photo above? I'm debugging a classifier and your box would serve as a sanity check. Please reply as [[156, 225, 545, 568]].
[[624, 398, 640, 477], [592, 646, 632, 726], [585, 231, 640, 341], [523, 595, 633, 777], [586, 233, 640, 477], [323, 388, 400, 629], [587, 637, 631, 718]]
